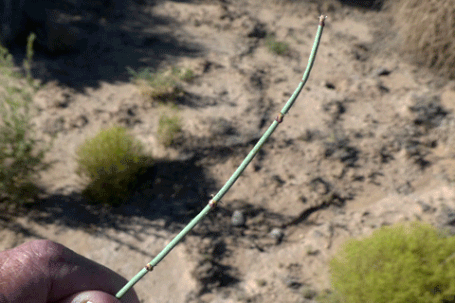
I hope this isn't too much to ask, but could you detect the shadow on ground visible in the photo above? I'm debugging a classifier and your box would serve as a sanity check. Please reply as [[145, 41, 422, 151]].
[[338, 0, 384, 10], [0, 140, 292, 258], [8, 0, 203, 91], [0, 157, 211, 230]]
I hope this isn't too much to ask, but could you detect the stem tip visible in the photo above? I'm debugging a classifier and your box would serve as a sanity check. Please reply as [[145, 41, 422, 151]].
[[319, 15, 327, 26]]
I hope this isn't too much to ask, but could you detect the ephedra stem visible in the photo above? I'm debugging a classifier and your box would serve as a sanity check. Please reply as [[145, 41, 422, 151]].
[[116, 14, 327, 300]]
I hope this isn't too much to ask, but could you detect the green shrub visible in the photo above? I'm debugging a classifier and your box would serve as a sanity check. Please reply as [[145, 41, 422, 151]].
[[171, 66, 195, 82], [0, 89, 50, 203], [127, 66, 193, 102], [75, 126, 152, 206], [328, 221, 455, 303], [157, 109, 182, 147], [0, 36, 50, 205], [266, 34, 289, 56], [0, 43, 18, 78], [23, 33, 37, 88]]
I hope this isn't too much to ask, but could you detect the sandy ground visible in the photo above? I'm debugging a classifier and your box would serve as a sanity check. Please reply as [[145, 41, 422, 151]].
[[2, 0, 455, 302]]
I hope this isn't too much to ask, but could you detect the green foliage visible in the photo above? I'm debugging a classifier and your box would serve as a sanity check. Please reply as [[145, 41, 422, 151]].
[[0, 91, 50, 203], [266, 34, 289, 56], [0, 39, 51, 204], [0, 43, 21, 79], [23, 33, 37, 88], [75, 126, 152, 206], [127, 65, 193, 102], [328, 221, 455, 303], [157, 108, 182, 147], [171, 66, 195, 82]]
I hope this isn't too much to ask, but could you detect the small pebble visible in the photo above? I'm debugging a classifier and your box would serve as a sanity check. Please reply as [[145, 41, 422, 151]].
[[231, 210, 245, 226], [270, 228, 284, 244]]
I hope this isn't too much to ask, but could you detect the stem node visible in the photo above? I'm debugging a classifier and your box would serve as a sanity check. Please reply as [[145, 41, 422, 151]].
[[208, 199, 219, 208], [145, 264, 154, 271], [275, 113, 285, 124]]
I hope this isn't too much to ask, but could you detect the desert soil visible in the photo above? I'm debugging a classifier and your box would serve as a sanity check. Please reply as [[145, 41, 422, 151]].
[[2, 0, 455, 302]]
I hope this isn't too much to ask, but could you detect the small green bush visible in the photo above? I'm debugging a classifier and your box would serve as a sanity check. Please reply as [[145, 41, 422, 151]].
[[0, 90, 50, 203], [266, 34, 289, 56], [171, 66, 195, 82], [23, 33, 37, 88], [127, 66, 193, 102], [0, 35, 50, 205], [75, 126, 152, 206], [0, 43, 18, 78], [328, 221, 455, 303], [157, 109, 182, 147]]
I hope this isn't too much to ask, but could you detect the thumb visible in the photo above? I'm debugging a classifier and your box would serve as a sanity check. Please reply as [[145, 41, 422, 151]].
[[57, 291, 122, 303]]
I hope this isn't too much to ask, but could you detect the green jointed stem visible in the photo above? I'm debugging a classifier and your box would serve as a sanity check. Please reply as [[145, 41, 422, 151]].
[[116, 15, 326, 300]]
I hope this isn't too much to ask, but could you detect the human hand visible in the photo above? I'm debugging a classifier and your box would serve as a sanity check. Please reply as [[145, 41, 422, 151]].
[[0, 240, 140, 303]]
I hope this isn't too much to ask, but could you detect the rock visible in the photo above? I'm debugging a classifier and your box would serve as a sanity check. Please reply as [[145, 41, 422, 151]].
[[231, 210, 245, 227], [269, 228, 284, 244]]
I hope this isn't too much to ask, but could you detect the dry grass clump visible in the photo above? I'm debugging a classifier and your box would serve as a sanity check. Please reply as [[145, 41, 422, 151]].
[[394, 0, 455, 79]]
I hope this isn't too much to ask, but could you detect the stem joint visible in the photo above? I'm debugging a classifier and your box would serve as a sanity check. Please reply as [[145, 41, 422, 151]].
[[145, 264, 154, 271], [209, 199, 219, 208], [275, 113, 284, 124]]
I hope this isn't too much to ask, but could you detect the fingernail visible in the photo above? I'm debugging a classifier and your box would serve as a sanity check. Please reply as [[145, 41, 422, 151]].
[[69, 291, 120, 303], [71, 294, 94, 303]]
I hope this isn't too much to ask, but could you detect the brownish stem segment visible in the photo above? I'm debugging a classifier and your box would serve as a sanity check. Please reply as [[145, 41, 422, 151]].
[[319, 15, 327, 26]]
